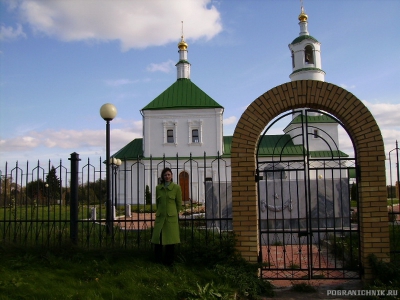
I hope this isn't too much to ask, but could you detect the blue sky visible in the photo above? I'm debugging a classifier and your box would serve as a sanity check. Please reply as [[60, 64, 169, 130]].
[[1, 0, 399, 170]]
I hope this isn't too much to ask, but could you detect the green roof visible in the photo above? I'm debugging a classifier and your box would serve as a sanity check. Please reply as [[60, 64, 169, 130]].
[[283, 114, 338, 135], [309, 150, 349, 158], [290, 114, 337, 125], [113, 135, 348, 161], [223, 135, 305, 157], [291, 34, 319, 44], [112, 138, 143, 160], [222, 136, 233, 157], [257, 134, 305, 156], [142, 79, 223, 110]]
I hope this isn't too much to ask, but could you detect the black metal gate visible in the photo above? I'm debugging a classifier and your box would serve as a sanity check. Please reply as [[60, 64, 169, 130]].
[[257, 109, 360, 280]]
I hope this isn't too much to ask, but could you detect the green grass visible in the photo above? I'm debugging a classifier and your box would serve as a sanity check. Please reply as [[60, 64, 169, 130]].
[[329, 233, 360, 270], [389, 225, 400, 257], [387, 198, 400, 205], [367, 254, 400, 299], [290, 282, 317, 293], [0, 238, 274, 300], [350, 198, 399, 208]]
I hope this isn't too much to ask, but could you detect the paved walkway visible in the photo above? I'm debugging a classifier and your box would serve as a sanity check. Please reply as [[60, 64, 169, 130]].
[[114, 213, 155, 230], [261, 244, 359, 287]]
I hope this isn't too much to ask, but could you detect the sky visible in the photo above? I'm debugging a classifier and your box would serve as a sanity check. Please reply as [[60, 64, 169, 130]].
[[1, 0, 399, 174]]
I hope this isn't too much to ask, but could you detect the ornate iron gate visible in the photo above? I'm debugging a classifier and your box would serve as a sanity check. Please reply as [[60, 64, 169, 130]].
[[257, 109, 360, 280]]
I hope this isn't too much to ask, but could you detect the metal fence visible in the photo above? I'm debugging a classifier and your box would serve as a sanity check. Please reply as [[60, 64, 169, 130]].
[[1, 141, 399, 260], [0, 152, 233, 250], [388, 141, 400, 260]]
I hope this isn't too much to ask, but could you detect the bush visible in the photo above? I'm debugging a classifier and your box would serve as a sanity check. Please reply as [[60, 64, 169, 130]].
[[179, 230, 274, 299], [368, 254, 400, 286], [367, 254, 400, 299]]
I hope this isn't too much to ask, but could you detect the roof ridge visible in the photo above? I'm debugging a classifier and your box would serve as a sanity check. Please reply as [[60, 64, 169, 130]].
[[142, 79, 223, 110]]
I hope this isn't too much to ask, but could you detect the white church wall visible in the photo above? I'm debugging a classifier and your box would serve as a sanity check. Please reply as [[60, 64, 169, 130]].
[[115, 156, 231, 205], [284, 123, 340, 152], [142, 108, 223, 158]]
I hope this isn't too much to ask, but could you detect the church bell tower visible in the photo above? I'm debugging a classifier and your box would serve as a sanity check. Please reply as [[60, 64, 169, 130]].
[[288, 5, 325, 81]]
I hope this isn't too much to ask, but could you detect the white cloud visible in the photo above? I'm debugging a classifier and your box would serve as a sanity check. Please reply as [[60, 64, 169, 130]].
[[337, 101, 400, 155], [223, 116, 237, 125], [339, 83, 356, 90], [0, 23, 26, 40], [13, 0, 222, 51], [0, 125, 142, 154], [363, 101, 400, 127], [147, 60, 175, 73]]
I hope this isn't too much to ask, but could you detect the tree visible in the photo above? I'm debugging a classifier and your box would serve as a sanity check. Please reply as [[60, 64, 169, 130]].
[[26, 179, 46, 204], [45, 166, 61, 204], [88, 178, 106, 203], [387, 185, 397, 199], [0, 176, 22, 206], [350, 183, 357, 201]]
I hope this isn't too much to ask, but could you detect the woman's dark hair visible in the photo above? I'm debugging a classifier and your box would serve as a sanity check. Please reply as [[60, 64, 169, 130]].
[[160, 167, 173, 184]]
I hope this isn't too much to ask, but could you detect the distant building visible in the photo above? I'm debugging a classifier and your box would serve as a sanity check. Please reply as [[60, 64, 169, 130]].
[[112, 6, 348, 209]]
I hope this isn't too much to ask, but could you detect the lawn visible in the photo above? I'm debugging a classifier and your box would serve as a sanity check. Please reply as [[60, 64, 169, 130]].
[[0, 241, 274, 300], [350, 198, 399, 208]]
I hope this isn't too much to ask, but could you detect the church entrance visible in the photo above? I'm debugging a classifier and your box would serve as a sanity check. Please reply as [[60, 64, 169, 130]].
[[257, 109, 360, 280], [179, 171, 190, 202]]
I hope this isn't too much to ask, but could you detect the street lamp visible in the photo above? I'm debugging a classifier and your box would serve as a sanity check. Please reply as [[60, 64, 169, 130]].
[[110, 157, 122, 219], [100, 103, 117, 235]]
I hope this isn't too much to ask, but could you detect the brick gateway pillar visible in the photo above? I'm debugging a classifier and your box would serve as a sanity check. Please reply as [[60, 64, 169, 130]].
[[231, 80, 389, 281]]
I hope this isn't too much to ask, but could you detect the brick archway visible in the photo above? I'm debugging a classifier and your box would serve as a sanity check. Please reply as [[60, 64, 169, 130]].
[[231, 80, 389, 281]]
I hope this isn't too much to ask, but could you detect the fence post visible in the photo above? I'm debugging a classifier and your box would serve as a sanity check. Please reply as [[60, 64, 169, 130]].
[[69, 152, 81, 244]]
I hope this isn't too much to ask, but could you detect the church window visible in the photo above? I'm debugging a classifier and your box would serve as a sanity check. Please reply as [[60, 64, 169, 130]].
[[313, 129, 319, 139], [291, 50, 295, 68], [163, 120, 177, 145], [192, 129, 199, 143], [188, 119, 203, 145], [167, 130, 174, 143], [304, 45, 314, 64]]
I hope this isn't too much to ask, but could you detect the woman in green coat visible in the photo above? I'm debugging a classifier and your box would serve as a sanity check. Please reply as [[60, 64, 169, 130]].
[[151, 167, 182, 265]]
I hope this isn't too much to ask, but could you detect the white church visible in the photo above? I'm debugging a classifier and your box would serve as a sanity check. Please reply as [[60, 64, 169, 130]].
[[112, 6, 349, 212]]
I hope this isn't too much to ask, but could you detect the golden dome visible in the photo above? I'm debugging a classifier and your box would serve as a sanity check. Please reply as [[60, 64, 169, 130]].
[[178, 36, 188, 50], [298, 7, 308, 22]]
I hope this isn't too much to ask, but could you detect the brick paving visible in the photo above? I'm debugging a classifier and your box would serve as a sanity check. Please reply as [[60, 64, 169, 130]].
[[114, 213, 155, 230], [261, 244, 359, 287]]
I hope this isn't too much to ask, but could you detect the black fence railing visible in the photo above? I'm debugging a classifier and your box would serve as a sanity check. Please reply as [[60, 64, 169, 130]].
[[1, 141, 398, 260], [0, 152, 233, 250], [388, 141, 400, 260]]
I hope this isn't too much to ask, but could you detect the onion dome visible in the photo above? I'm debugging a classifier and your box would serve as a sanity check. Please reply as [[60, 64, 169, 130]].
[[298, 6, 308, 22], [178, 36, 188, 50]]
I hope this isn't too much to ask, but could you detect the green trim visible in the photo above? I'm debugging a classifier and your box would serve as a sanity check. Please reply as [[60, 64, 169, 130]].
[[113, 135, 348, 161], [140, 156, 222, 161], [291, 34, 319, 44], [175, 60, 190, 66], [290, 67, 325, 75], [309, 150, 349, 158]]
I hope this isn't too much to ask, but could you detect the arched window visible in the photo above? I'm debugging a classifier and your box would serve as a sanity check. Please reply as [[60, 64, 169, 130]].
[[304, 45, 314, 64], [291, 50, 295, 68]]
